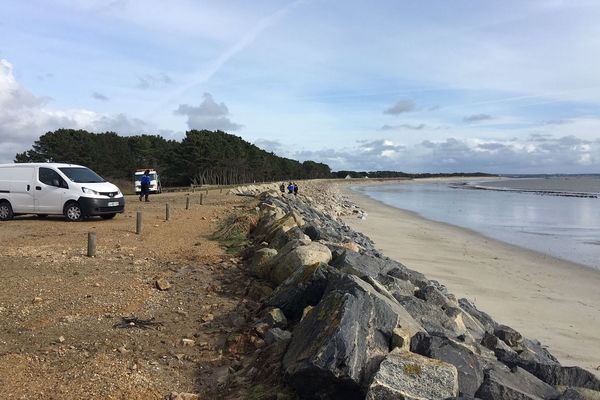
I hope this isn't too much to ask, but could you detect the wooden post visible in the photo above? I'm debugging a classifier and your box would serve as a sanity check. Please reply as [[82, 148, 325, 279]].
[[136, 211, 142, 234], [186, 196, 190, 210], [166, 203, 170, 221], [205, 189, 208, 195], [220, 188, 223, 194], [200, 193, 204, 205], [87, 231, 96, 257]]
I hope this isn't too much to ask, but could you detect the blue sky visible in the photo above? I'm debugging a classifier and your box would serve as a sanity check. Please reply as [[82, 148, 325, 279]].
[[1, 0, 600, 173]]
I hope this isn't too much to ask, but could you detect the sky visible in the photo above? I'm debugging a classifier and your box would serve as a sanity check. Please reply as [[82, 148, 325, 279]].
[[1, 0, 600, 173]]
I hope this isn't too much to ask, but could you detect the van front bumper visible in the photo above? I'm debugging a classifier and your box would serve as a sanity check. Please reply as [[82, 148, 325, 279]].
[[78, 196, 125, 216]]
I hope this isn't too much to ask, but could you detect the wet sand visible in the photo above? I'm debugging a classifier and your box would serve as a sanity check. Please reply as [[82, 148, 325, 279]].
[[341, 182, 600, 375]]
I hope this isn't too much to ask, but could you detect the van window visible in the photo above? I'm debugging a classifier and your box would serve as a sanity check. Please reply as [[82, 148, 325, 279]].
[[58, 167, 105, 183], [39, 168, 65, 187]]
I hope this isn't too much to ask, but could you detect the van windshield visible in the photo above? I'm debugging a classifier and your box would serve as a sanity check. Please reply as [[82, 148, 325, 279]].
[[59, 167, 105, 183]]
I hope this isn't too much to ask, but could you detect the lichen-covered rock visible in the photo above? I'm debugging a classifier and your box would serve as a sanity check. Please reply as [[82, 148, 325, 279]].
[[366, 348, 459, 400], [376, 274, 416, 297], [262, 308, 288, 329], [412, 335, 484, 397], [249, 248, 278, 279], [283, 274, 424, 399], [269, 226, 310, 249], [270, 242, 332, 284]]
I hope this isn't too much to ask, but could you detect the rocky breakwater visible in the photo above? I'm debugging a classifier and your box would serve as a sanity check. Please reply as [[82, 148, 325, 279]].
[[236, 183, 600, 400]]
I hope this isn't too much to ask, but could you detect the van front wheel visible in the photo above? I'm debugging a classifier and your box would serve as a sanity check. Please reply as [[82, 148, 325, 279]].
[[64, 202, 83, 221], [0, 201, 13, 221]]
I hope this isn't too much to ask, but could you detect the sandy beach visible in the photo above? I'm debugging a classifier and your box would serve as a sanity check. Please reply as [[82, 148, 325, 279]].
[[341, 181, 600, 376]]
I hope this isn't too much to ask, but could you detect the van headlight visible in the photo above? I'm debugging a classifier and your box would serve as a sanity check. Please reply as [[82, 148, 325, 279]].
[[82, 187, 100, 196]]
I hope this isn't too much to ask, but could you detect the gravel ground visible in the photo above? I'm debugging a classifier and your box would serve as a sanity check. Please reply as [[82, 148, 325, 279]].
[[0, 190, 258, 399]]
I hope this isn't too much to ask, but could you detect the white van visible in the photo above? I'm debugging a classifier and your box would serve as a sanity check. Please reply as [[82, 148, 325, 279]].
[[134, 169, 161, 194], [0, 163, 125, 221]]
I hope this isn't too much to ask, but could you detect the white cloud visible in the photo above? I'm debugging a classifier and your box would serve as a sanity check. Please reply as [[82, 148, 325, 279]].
[[289, 134, 600, 174], [0, 59, 150, 163], [174, 93, 242, 131]]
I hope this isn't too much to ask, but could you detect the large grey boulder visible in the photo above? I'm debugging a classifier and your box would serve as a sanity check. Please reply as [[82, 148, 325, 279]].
[[330, 250, 395, 278], [376, 274, 416, 297], [475, 365, 560, 400], [459, 298, 498, 335], [495, 325, 524, 348], [495, 338, 600, 390], [413, 335, 484, 397], [249, 248, 278, 279], [394, 295, 469, 338], [270, 241, 332, 284], [269, 225, 310, 250], [366, 348, 459, 400], [265, 263, 338, 321], [283, 274, 424, 399], [386, 263, 430, 289]]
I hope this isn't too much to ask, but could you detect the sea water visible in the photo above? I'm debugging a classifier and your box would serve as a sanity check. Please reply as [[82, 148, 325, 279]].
[[354, 177, 600, 270]]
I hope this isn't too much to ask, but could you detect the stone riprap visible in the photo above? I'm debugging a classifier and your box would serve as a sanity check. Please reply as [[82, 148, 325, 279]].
[[233, 181, 600, 400]]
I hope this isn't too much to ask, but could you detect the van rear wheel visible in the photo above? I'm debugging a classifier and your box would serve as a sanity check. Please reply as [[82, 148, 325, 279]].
[[0, 201, 13, 221], [64, 202, 83, 221]]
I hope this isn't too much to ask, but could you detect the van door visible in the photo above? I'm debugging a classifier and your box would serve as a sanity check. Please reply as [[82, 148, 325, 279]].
[[35, 167, 67, 214], [5, 167, 35, 213]]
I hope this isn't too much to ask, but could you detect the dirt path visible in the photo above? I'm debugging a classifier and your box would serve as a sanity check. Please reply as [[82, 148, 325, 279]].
[[0, 190, 257, 399]]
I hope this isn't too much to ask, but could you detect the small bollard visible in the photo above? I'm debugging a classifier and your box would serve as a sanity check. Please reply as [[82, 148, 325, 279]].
[[136, 211, 142, 234], [205, 189, 208, 195], [166, 203, 171, 220], [87, 231, 96, 257], [220, 188, 223, 194], [186, 196, 190, 210], [200, 193, 204, 205]]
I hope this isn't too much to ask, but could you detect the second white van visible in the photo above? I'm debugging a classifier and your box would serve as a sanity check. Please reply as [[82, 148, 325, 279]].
[[0, 163, 125, 221]]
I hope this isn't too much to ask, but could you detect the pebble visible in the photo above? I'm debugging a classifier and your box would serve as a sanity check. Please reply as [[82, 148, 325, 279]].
[[181, 338, 195, 347], [155, 278, 172, 291]]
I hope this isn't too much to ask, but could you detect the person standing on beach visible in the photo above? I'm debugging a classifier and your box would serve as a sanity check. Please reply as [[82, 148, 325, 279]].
[[280, 182, 286, 195], [287, 182, 294, 194], [139, 169, 151, 202], [293, 182, 298, 196]]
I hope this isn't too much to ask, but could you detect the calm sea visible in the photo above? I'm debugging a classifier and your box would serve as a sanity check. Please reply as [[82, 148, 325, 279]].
[[354, 177, 600, 270]]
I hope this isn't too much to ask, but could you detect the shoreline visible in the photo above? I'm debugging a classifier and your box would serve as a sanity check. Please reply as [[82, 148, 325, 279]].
[[340, 182, 600, 375]]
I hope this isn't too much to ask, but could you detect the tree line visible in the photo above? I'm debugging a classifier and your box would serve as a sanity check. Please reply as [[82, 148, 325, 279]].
[[15, 129, 495, 186], [15, 129, 331, 186]]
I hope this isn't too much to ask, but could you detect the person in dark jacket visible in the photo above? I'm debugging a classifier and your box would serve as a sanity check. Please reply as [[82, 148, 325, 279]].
[[139, 170, 151, 202], [293, 182, 298, 196]]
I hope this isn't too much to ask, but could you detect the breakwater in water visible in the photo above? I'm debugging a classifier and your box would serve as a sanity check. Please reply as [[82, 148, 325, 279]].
[[228, 183, 600, 399]]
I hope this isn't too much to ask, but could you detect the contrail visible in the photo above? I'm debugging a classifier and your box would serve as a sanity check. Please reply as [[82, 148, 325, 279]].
[[440, 86, 600, 110], [148, 0, 305, 118]]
